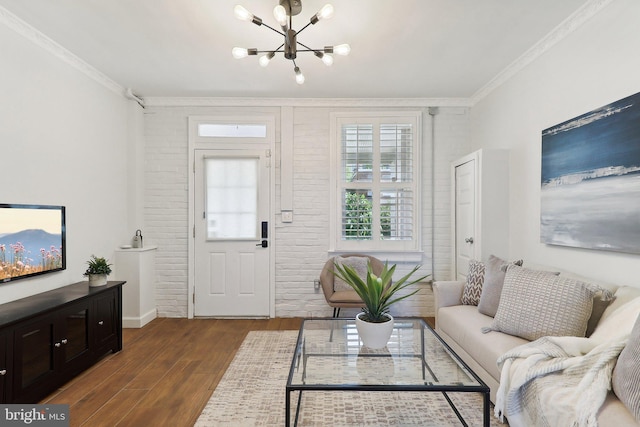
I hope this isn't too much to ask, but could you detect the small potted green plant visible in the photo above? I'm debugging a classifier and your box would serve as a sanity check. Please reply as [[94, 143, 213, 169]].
[[83, 255, 112, 287], [333, 261, 429, 348]]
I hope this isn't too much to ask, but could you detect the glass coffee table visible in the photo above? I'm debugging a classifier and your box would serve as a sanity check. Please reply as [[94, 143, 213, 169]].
[[285, 318, 489, 426]]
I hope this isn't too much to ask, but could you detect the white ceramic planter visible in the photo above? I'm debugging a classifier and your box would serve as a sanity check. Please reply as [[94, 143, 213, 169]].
[[88, 274, 108, 287], [355, 312, 394, 349]]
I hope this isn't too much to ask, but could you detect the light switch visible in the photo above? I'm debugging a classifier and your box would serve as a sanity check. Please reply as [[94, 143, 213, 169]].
[[282, 211, 293, 223]]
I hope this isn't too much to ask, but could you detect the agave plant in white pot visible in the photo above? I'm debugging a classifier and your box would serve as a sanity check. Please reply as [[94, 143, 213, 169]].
[[333, 260, 429, 349]]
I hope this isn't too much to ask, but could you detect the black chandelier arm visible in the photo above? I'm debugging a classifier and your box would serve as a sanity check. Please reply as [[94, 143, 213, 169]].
[[260, 21, 286, 37], [295, 21, 313, 36], [296, 40, 323, 55], [255, 43, 286, 55]]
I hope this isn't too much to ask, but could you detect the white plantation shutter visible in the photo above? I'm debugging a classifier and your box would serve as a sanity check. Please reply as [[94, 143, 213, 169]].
[[332, 112, 421, 252]]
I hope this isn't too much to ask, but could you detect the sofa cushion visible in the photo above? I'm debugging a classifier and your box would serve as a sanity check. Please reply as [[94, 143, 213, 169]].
[[612, 314, 640, 422], [461, 260, 485, 306], [600, 286, 640, 325], [597, 391, 640, 427], [333, 256, 369, 292], [438, 305, 528, 381], [477, 255, 523, 317], [487, 265, 610, 341]]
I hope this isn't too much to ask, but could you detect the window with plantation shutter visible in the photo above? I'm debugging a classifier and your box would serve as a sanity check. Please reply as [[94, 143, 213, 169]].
[[331, 112, 421, 253]]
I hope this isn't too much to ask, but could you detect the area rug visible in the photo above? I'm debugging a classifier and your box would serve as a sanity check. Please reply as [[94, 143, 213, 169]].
[[195, 331, 506, 426]]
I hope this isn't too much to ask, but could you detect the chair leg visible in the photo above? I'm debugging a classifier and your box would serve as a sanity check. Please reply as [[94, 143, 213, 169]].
[[333, 307, 340, 318]]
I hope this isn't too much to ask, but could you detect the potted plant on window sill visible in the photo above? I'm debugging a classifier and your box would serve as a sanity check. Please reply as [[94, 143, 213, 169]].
[[333, 260, 428, 349], [83, 255, 113, 287]]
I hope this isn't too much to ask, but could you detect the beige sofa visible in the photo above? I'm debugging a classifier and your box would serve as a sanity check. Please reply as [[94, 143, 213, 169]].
[[433, 266, 640, 426]]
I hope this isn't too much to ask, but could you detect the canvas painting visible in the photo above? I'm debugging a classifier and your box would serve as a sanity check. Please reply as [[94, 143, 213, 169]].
[[541, 91, 640, 254]]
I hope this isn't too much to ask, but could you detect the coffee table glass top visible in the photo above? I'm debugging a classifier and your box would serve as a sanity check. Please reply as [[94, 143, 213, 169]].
[[288, 318, 485, 390]]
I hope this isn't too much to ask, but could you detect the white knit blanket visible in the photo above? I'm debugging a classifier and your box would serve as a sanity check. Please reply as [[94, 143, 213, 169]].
[[495, 297, 640, 427]]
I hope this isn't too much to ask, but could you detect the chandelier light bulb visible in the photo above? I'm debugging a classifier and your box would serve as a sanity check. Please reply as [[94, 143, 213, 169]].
[[259, 52, 275, 67], [322, 54, 334, 66], [233, 5, 252, 21], [311, 3, 334, 24], [232, 47, 249, 58], [317, 4, 334, 20], [273, 5, 288, 27], [333, 43, 351, 56], [294, 67, 305, 84]]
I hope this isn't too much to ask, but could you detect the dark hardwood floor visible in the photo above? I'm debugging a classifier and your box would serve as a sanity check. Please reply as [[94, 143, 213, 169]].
[[42, 317, 435, 426]]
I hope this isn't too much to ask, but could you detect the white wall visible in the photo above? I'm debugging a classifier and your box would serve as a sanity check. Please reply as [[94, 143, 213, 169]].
[[0, 23, 133, 303], [470, 0, 640, 287], [144, 104, 470, 318]]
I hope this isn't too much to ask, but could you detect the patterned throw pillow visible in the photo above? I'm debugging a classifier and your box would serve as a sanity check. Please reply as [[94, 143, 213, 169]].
[[485, 265, 608, 341], [477, 255, 524, 317], [461, 260, 485, 305], [612, 314, 640, 422], [333, 256, 369, 292]]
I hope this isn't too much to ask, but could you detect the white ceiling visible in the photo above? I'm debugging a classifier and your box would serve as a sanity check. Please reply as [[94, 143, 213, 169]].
[[1, 0, 593, 99]]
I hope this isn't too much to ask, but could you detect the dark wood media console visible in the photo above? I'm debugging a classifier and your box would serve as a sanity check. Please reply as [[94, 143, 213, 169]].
[[0, 281, 125, 403]]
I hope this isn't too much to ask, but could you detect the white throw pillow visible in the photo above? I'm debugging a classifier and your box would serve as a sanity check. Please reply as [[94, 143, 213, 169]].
[[333, 256, 369, 292]]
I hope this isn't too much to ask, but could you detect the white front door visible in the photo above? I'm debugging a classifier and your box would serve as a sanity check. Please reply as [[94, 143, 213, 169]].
[[454, 159, 476, 280], [194, 149, 271, 317]]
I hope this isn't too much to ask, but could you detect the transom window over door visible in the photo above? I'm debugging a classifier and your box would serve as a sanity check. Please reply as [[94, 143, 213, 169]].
[[331, 112, 421, 254]]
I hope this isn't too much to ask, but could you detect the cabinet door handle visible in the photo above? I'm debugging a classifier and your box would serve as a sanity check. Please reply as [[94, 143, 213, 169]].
[[61, 339, 68, 345], [98, 321, 104, 325], [0, 369, 6, 376], [54, 342, 61, 348]]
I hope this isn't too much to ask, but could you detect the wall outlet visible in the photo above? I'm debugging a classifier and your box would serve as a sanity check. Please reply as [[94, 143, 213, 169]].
[[313, 279, 320, 291]]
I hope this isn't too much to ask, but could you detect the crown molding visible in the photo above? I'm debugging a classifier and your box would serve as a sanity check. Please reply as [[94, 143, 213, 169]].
[[2, 0, 612, 108], [470, 0, 614, 105], [143, 97, 474, 108], [0, 5, 124, 97]]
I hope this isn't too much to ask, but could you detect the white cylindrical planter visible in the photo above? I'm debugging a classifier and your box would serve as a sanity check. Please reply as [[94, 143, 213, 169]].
[[355, 313, 394, 349], [88, 274, 108, 287], [115, 246, 157, 328]]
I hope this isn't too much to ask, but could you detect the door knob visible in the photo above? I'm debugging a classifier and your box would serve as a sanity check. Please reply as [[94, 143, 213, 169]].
[[465, 237, 474, 244], [256, 240, 268, 248]]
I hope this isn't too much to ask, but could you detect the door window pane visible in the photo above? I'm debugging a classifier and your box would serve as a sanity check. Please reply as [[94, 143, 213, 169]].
[[206, 158, 258, 239]]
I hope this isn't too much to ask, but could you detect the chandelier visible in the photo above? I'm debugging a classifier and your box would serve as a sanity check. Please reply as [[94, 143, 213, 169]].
[[232, 0, 351, 84]]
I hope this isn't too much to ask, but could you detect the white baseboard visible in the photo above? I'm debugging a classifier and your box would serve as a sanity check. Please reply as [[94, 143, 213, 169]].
[[123, 308, 157, 328]]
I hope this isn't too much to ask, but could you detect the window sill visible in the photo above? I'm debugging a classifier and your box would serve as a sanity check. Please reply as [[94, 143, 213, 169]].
[[327, 250, 424, 263]]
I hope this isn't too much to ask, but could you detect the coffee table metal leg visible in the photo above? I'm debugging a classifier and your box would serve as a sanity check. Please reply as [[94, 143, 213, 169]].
[[286, 389, 303, 427], [483, 391, 490, 427], [285, 388, 290, 427], [441, 392, 468, 427]]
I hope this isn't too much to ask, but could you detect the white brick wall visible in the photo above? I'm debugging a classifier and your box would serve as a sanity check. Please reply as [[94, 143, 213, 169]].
[[144, 104, 471, 318]]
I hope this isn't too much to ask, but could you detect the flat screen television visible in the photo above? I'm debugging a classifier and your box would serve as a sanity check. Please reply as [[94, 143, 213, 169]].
[[0, 204, 66, 283]]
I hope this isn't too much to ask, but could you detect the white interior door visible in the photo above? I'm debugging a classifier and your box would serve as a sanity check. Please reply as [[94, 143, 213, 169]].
[[194, 149, 270, 317], [455, 159, 476, 280]]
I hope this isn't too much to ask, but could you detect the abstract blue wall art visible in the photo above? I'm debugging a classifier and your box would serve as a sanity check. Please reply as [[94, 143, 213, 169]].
[[541, 91, 640, 254]]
